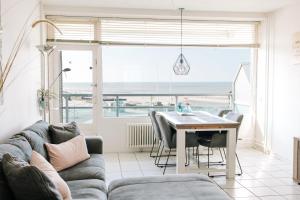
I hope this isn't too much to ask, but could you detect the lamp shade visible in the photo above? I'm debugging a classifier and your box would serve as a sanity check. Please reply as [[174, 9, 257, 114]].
[[173, 53, 190, 75]]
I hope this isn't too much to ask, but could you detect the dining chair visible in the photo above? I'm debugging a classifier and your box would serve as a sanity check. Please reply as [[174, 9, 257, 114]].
[[197, 112, 243, 176], [194, 109, 232, 159], [155, 114, 199, 174], [149, 111, 176, 167], [149, 111, 162, 158]]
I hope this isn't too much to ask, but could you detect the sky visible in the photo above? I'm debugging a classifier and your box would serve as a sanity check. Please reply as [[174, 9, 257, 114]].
[[61, 47, 251, 83]]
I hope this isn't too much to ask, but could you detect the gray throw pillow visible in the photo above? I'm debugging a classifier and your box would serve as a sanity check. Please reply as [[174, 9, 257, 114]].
[[2, 154, 62, 200], [49, 121, 80, 144]]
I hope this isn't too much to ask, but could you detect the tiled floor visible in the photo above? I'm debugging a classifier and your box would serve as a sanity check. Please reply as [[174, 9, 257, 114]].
[[104, 147, 300, 200]]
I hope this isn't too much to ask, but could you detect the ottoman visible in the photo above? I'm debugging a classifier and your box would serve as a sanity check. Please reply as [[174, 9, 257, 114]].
[[108, 174, 231, 200]]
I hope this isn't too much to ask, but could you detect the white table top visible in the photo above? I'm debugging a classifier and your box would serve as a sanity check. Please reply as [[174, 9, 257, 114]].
[[158, 111, 239, 129]]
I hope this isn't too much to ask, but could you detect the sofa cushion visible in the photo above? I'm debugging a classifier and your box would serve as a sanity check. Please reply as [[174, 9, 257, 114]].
[[25, 120, 50, 141], [46, 135, 90, 171], [20, 120, 51, 159], [108, 174, 231, 200], [7, 135, 33, 161], [59, 154, 105, 181], [49, 121, 80, 144], [0, 143, 30, 200], [2, 153, 62, 200], [30, 151, 72, 200], [67, 179, 107, 200], [20, 130, 49, 159]]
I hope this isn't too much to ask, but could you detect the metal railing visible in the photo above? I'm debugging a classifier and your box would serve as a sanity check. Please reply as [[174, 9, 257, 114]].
[[61, 93, 233, 122]]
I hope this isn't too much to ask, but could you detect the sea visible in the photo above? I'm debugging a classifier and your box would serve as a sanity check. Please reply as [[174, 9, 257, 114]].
[[63, 82, 232, 95]]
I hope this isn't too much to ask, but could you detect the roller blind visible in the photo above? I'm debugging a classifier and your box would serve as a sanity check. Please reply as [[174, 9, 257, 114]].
[[101, 19, 258, 47], [47, 17, 259, 47], [48, 22, 95, 41]]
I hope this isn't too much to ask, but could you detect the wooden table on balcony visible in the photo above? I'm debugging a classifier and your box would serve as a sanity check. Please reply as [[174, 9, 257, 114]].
[[158, 111, 240, 179]]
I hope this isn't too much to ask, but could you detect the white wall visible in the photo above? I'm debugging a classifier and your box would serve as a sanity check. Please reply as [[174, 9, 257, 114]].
[[0, 0, 42, 141], [268, 3, 300, 161]]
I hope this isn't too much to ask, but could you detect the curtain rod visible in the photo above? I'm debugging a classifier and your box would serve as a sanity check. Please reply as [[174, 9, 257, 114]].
[[46, 15, 260, 24], [46, 39, 260, 48]]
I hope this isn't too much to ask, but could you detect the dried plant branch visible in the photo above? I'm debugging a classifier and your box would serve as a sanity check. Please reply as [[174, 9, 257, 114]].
[[0, 30, 27, 92], [0, 19, 62, 93]]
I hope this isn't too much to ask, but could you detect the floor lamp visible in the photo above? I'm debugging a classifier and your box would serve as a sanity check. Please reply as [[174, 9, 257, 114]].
[[33, 20, 63, 122], [37, 44, 56, 121]]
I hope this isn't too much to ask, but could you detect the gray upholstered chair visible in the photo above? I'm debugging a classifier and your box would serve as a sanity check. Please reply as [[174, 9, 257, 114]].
[[149, 111, 162, 158], [217, 109, 232, 117], [149, 111, 174, 167], [155, 114, 199, 174], [198, 112, 243, 176]]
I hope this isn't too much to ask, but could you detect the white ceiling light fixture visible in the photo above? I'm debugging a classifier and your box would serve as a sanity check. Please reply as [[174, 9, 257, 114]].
[[173, 8, 190, 76]]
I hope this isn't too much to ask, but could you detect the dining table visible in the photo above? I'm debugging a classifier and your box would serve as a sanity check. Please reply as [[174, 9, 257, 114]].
[[158, 111, 240, 179]]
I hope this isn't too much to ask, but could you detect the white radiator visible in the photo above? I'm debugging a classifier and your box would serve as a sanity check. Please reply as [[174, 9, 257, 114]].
[[127, 123, 156, 148]]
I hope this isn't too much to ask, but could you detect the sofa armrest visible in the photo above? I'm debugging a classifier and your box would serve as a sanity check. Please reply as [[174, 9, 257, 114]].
[[85, 136, 103, 154]]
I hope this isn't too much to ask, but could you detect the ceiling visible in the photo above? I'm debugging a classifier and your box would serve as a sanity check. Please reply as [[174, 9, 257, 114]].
[[42, 0, 298, 13]]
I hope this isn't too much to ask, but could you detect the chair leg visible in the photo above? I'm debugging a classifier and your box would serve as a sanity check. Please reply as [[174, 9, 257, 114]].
[[236, 153, 243, 175], [163, 148, 172, 175], [150, 138, 156, 157], [219, 148, 224, 163], [155, 143, 164, 166], [154, 140, 162, 165], [216, 148, 243, 176], [207, 147, 210, 176], [185, 147, 188, 165], [197, 146, 200, 168], [188, 148, 190, 165], [197, 147, 214, 156], [185, 148, 190, 166]]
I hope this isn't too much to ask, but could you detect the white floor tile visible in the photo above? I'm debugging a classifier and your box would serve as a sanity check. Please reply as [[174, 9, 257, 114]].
[[268, 171, 292, 178], [223, 188, 255, 198], [120, 164, 141, 171], [122, 171, 143, 178], [278, 178, 299, 186], [271, 186, 300, 195], [247, 187, 278, 196], [259, 196, 286, 200], [237, 180, 266, 188], [234, 197, 259, 200], [257, 178, 286, 187], [285, 195, 300, 200]]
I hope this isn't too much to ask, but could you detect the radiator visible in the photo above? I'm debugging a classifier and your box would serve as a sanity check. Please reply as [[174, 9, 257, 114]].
[[127, 123, 156, 148]]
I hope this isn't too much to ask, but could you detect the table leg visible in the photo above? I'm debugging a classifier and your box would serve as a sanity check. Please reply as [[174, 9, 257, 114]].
[[176, 129, 186, 174], [226, 128, 237, 179]]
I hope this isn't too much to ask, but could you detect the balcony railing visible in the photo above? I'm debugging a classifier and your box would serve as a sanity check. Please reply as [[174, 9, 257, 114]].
[[61, 93, 233, 123]]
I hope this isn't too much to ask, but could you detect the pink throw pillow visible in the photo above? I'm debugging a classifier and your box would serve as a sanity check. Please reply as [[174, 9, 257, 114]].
[[45, 135, 90, 171], [30, 151, 72, 200]]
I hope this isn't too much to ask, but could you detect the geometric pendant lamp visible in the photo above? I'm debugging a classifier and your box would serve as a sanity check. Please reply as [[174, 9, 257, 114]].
[[173, 8, 190, 75]]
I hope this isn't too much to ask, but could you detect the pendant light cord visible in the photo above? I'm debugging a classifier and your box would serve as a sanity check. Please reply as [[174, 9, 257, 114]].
[[180, 8, 183, 55]]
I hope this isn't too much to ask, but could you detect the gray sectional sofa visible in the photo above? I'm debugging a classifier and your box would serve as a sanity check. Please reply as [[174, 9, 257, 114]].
[[0, 120, 231, 200], [0, 120, 107, 200]]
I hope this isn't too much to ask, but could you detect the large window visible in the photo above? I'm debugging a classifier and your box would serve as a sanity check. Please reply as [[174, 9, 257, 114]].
[[47, 16, 258, 119], [102, 46, 251, 117]]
